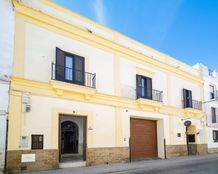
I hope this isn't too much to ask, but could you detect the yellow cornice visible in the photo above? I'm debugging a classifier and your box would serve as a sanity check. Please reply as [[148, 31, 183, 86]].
[[41, 0, 201, 74], [13, 1, 203, 85], [10, 77, 205, 118]]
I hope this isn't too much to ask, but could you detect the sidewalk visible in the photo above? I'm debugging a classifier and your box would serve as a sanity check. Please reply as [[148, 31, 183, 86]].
[[24, 153, 218, 174]]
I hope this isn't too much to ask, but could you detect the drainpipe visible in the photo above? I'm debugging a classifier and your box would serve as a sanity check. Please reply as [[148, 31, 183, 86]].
[[164, 138, 167, 159], [4, 118, 8, 174]]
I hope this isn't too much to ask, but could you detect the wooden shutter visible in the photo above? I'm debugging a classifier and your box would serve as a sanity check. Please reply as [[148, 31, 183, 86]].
[[136, 75, 142, 99], [56, 47, 65, 81], [183, 89, 187, 108], [183, 89, 192, 108], [188, 90, 193, 108], [146, 77, 152, 99], [74, 55, 85, 85]]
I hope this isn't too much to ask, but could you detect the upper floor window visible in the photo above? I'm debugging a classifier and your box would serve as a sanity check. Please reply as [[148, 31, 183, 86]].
[[183, 89, 202, 110], [210, 85, 215, 99], [183, 89, 193, 108], [52, 47, 96, 88], [136, 75, 152, 100], [136, 75, 163, 102], [212, 107, 217, 123], [209, 69, 213, 76], [56, 47, 85, 85]]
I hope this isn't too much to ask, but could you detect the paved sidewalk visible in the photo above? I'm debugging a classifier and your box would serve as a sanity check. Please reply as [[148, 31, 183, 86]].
[[24, 153, 218, 174]]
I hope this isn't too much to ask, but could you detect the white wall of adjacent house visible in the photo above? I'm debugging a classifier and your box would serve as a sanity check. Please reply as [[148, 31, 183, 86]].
[[0, 0, 15, 170], [194, 63, 218, 149]]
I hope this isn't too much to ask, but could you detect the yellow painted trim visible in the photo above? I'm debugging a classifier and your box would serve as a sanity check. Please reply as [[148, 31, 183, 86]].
[[10, 77, 205, 118], [115, 107, 123, 146], [51, 108, 94, 149], [41, 0, 200, 75], [8, 92, 22, 150], [12, 1, 203, 85], [13, 15, 26, 77], [114, 55, 121, 96]]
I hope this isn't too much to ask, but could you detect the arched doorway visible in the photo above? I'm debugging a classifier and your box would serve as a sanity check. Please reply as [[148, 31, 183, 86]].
[[61, 121, 79, 154]]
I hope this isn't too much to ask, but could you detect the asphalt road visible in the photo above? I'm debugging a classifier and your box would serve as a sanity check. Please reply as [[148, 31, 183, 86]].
[[109, 156, 218, 174]]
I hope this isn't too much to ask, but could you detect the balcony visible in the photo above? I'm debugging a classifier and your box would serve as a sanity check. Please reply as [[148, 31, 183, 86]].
[[136, 86, 163, 102], [210, 91, 218, 100], [51, 63, 96, 88], [183, 99, 202, 110]]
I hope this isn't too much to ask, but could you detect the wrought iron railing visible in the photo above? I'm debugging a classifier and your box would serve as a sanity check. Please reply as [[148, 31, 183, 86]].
[[136, 86, 163, 102], [210, 91, 218, 99], [183, 99, 202, 110], [51, 63, 96, 88]]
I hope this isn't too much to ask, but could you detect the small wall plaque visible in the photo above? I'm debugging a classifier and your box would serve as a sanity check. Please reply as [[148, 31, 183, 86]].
[[21, 154, 36, 163]]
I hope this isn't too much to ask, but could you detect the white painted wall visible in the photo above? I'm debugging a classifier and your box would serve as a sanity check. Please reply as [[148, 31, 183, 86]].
[[0, 0, 15, 170], [19, 94, 116, 150], [194, 63, 218, 148], [24, 23, 115, 95]]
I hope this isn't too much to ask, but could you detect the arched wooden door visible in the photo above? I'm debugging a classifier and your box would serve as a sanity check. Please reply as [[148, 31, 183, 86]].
[[61, 121, 79, 154]]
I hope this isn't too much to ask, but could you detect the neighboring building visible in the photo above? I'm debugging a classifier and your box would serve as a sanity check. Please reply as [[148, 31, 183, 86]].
[[0, 0, 15, 171], [7, 0, 207, 172], [194, 63, 218, 153]]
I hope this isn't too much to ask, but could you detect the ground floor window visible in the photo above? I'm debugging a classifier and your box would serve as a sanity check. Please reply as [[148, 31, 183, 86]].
[[31, 135, 43, 149], [213, 130, 218, 142]]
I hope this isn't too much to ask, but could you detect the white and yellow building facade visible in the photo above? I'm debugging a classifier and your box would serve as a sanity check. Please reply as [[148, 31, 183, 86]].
[[7, 0, 207, 172]]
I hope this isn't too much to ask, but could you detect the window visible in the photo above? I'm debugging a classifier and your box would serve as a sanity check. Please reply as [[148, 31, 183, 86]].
[[210, 85, 215, 99], [31, 135, 43, 149], [212, 107, 216, 123], [213, 130, 218, 142], [136, 75, 152, 99], [55, 47, 85, 85], [209, 69, 213, 76], [187, 134, 195, 143], [183, 89, 192, 108]]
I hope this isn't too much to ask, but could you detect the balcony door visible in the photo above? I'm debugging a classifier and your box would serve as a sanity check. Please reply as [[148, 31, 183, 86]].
[[56, 47, 85, 85], [136, 75, 152, 99], [183, 89, 192, 108]]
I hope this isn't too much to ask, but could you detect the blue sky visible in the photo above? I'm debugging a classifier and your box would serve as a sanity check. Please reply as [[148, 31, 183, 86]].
[[53, 0, 218, 69]]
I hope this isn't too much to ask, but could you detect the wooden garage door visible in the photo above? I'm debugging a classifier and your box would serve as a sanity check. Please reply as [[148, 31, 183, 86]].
[[130, 118, 157, 160]]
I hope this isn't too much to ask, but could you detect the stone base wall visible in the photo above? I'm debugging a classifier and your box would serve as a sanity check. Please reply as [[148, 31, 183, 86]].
[[196, 144, 208, 155], [166, 144, 208, 158], [166, 145, 188, 158], [87, 147, 129, 165], [208, 147, 218, 154], [6, 149, 58, 173]]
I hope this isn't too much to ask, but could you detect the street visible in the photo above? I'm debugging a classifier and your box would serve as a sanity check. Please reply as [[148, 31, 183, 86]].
[[25, 153, 218, 174]]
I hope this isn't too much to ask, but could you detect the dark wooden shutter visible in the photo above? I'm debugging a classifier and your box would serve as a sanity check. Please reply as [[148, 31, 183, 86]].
[[74, 55, 85, 85], [188, 90, 193, 108], [56, 47, 65, 81], [146, 77, 152, 99], [212, 108, 216, 123], [183, 89, 192, 108], [183, 89, 187, 108], [136, 75, 142, 99]]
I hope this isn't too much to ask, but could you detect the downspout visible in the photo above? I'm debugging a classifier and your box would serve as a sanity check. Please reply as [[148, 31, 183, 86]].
[[3, 118, 9, 174], [164, 138, 167, 159]]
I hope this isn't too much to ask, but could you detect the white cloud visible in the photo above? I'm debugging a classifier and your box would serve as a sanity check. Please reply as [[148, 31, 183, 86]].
[[93, 0, 106, 25]]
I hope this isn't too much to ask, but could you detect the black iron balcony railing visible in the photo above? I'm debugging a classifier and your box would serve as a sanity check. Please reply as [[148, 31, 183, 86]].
[[210, 91, 218, 99], [192, 100, 202, 110], [183, 99, 202, 110], [136, 86, 163, 102], [51, 63, 96, 88]]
